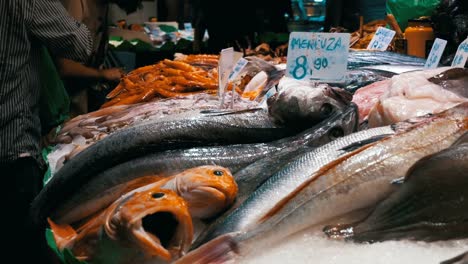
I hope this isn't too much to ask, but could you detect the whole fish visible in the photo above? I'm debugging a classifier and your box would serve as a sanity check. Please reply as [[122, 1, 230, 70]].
[[54, 166, 238, 224], [49, 188, 193, 264], [181, 103, 468, 263], [268, 77, 352, 130], [347, 50, 425, 69], [441, 251, 468, 264], [32, 108, 295, 227], [335, 69, 395, 94], [49, 105, 358, 225], [324, 142, 468, 242], [192, 125, 395, 249]]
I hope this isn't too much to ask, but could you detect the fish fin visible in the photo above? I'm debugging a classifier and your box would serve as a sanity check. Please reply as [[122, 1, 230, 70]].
[[340, 134, 391, 152], [175, 233, 241, 264], [47, 218, 77, 250], [199, 108, 263, 116]]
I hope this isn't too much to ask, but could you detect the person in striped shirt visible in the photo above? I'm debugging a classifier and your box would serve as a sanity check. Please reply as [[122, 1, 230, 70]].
[[0, 0, 92, 261]]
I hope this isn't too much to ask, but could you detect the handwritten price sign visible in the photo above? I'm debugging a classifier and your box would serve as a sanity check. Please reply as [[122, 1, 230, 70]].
[[451, 37, 468, 68], [424, 38, 447, 69], [286, 32, 350, 82], [367, 27, 396, 51]]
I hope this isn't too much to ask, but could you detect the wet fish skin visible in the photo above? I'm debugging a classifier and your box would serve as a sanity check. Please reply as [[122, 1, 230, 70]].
[[182, 103, 468, 263], [347, 50, 425, 69], [32, 108, 294, 227], [192, 125, 394, 248], [325, 143, 468, 243], [52, 105, 358, 224]]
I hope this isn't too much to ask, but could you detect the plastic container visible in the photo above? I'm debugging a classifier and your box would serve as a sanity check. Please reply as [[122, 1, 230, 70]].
[[404, 18, 434, 58]]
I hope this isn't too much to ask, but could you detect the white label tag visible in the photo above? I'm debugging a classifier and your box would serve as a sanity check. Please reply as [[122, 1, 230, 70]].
[[286, 32, 350, 82], [228, 58, 248, 81], [367, 27, 396, 51], [424, 38, 447, 69], [218, 47, 234, 98], [451, 37, 468, 68]]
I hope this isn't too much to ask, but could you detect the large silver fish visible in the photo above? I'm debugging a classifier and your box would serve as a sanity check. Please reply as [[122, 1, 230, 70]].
[[49, 105, 358, 225], [324, 142, 468, 242], [180, 102, 468, 264]]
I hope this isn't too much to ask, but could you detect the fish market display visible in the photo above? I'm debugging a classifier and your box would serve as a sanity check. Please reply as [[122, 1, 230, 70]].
[[102, 59, 218, 108], [368, 68, 468, 127], [442, 251, 468, 264], [46, 103, 358, 226], [350, 20, 388, 49], [347, 50, 425, 69], [180, 103, 467, 263], [174, 53, 219, 70], [324, 143, 468, 243], [33, 108, 301, 226], [49, 188, 193, 264], [47, 92, 258, 173], [54, 166, 238, 224]]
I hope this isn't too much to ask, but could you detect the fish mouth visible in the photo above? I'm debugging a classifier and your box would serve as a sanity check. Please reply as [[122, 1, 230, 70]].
[[131, 209, 192, 261], [187, 186, 231, 218]]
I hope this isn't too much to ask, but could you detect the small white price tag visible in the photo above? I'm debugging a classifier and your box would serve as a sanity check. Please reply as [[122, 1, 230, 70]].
[[367, 27, 396, 51], [451, 37, 468, 68], [286, 32, 350, 82], [424, 38, 447, 69], [218, 47, 234, 98]]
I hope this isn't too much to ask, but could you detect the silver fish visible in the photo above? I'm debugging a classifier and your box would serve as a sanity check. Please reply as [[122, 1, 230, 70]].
[[180, 102, 468, 264], [51, 105, 358, 224]]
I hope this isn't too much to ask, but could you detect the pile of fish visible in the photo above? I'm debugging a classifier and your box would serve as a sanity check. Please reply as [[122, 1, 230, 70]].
[[34, 52, 468, 264]]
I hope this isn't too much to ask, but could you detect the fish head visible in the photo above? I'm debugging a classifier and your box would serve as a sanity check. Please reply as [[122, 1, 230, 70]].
[[104, 188, 193, 262], [268, 78, 352, 129], [320, 103, 359, 144], [172, 166, 238, 219]]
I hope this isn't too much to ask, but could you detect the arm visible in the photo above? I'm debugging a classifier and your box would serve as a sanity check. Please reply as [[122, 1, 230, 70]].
[[27, 0, 92, 63], [55, 58, 124, 82]]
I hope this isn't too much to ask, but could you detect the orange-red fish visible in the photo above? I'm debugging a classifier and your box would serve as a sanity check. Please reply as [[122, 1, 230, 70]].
[[49, 188, 193, 264]]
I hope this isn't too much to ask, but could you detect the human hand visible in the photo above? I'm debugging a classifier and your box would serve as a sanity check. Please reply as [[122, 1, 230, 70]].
[[99, 68, 125, 82]]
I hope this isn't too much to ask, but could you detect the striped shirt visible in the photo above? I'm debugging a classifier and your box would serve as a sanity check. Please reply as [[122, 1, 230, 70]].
[[0, 0, 92, 163]]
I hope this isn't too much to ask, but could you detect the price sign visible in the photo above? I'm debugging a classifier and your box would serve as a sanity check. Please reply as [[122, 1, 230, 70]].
[[367, 27, 396, 51], [286, 32, 350, 82], [218, 47, 234, 98], [424, 38, 447, 69], [451, 37, 468, 67], [228, 58, 248, 81]]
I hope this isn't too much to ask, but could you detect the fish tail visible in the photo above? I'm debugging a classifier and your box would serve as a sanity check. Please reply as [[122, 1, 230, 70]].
[[175, 233, 241, 264], [47, 218, 77, 250]]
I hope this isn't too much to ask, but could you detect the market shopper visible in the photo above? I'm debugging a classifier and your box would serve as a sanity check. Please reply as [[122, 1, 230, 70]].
[[0, 0, 92, 261]]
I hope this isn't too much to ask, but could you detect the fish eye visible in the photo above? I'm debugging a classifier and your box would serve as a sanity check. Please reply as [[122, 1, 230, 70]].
[[329, 127, 344, 139], [152, 192, 165, 199], [213, 170, 224, 176], [320, 103, 333, 117]]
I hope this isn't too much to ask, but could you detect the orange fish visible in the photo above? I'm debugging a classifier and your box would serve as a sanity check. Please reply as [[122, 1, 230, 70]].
[[55, 166, 238, 224], [49, 188, 193, 263]]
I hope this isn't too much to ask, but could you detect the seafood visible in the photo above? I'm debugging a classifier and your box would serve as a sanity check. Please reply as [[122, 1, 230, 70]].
[[54, 166, 238, 224], [102, 59, 219, 108], [352, 79, 392, 123], [347, 50, 425, 69], [369, 68, 468, 127], [33, 81, 357, 226], [268, 77, 352, 130], [49, 188, 193, 264], [441, 251, 468, 264], [182, 103, 468, 263], [49, 105, 358, 225], [174, 53, 219, 71], [324, 143, 468, 243]]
